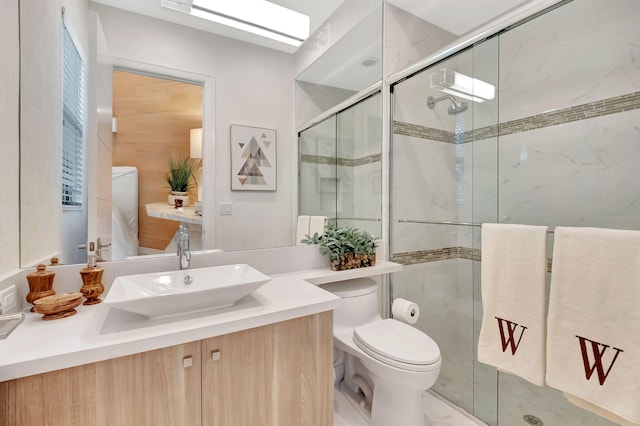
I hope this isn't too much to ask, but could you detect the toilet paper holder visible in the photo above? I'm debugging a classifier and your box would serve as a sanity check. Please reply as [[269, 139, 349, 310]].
[[391, 298, 420, 324]]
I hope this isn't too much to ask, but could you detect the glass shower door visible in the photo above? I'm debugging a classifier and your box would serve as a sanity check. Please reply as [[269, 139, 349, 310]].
[[390, 43, 499, 425]]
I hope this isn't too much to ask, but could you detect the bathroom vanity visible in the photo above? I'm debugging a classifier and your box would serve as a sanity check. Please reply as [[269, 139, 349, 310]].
[[0, 260, 401, 426], [0, 312, 331, 426]]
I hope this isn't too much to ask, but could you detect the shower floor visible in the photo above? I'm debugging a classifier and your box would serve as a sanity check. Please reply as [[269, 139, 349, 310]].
[[333, 387, 486, 426]]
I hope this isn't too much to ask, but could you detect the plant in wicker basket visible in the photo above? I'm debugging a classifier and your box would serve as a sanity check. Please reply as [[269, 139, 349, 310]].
[[302, 225, 378, 271]]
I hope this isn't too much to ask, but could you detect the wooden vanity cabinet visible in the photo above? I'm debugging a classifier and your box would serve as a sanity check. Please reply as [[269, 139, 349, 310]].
[[0, 341, 201, 426], [0, 312, 333, 426], [202, 311, 333, 426]]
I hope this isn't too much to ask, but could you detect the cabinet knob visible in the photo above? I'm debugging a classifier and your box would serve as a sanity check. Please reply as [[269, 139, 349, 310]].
[[183, 355, 193, 368], [211, 349, 221, 361]]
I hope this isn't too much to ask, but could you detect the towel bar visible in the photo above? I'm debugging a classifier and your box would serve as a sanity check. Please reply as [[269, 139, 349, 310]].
[[397, 219, 556, 233]]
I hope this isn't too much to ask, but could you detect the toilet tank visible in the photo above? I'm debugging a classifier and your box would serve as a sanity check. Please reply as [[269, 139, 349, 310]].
[[321, 278, 380, 328]]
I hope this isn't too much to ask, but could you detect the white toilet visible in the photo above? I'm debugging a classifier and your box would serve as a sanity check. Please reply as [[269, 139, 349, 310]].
[[323, 278, 441, 426]]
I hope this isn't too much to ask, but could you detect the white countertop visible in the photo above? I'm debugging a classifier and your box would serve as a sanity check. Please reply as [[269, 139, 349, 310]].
[[0, 262, 400, 382], [146, 202, 202, 225]]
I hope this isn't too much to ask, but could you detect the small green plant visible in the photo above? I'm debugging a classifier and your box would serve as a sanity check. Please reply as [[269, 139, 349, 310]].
[[165, 157, 199, 192], [302, 225, 378, 270]]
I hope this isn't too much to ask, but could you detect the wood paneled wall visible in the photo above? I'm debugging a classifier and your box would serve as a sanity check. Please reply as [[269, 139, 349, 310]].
[[112, 71, 202, 250]]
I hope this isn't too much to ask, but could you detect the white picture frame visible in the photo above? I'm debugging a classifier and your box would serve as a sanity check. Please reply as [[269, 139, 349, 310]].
[[230, 124, 277, 191]]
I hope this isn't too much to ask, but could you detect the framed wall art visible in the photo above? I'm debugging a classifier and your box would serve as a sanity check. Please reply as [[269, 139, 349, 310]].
[[230, 124, 277, 191]]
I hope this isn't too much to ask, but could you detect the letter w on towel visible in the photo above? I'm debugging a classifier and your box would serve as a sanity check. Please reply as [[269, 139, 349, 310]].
[[477, 223, 548, 387], [496, 317, 528, 355], [576, 336, 623, 386]]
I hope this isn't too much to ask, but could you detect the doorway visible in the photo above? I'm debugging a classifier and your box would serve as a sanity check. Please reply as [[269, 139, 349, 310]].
[[111, 69, 203, 257]]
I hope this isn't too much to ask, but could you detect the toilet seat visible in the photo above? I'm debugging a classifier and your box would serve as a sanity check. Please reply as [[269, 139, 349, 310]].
[[353, 319, 440, 372]]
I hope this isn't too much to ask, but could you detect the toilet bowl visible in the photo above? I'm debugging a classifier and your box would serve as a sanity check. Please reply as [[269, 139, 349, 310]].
[[323, 278, 441, 426]]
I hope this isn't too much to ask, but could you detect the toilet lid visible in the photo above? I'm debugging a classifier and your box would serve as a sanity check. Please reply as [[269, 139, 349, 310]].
[[353, 319, 440, 369]]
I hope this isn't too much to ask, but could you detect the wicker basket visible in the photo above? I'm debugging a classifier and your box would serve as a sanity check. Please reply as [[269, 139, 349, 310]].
[[330, 253, 376, 271]]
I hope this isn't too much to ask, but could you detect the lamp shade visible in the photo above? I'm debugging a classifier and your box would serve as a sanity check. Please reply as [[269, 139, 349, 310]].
[[190, 128, 203, 159]]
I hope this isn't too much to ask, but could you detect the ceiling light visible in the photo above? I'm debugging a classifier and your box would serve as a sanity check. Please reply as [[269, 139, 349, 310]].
[[162, 0, 310, 47], [430, 68, 495, 103]]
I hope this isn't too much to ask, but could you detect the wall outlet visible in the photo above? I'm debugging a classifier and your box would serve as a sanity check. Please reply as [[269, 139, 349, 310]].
[[0, 285, 18, 314]]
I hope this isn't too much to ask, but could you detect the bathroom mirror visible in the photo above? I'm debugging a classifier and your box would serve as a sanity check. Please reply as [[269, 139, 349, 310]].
[[299, 91, 383, 238], [17, 0, 383, 268]]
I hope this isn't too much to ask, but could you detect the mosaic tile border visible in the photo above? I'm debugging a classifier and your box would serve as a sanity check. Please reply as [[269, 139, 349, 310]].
[[392, 247, 459, 265], [393, 246, 552, 272], [300, 153, 381, 167], [354, 153, 381, 167], [300, 154, 335, 165], [392, 247, 481, 265], [393, 122, 454, 143], [394, 90, 640, 144]]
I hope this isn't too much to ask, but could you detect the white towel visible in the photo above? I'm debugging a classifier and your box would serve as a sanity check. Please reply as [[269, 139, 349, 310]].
[[296, 215, 310, 245], [477, 223, 548, 386], [309, 216, 327, 238], [546, 227, 640, 425]]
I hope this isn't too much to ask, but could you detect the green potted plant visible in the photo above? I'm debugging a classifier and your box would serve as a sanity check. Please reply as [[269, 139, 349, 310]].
[[302, 225, 378, 271], [165, 157, 199, 207]]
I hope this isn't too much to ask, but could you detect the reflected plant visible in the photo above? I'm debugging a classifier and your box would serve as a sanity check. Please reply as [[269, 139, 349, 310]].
[[165, 157, 200, 193]]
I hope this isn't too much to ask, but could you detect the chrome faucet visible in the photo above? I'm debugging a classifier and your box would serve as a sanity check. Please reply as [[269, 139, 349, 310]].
[[176, 225, 192, 282]]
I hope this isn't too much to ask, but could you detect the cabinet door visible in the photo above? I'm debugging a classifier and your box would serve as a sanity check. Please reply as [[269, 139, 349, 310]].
[[0, 363, 97, 426], [0, 341, 201, 426], [201, 312, 333, 426], [95, 341, 201, 426]]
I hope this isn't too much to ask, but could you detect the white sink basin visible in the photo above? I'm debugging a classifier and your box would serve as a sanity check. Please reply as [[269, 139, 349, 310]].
[[105, 264, 270, 318]]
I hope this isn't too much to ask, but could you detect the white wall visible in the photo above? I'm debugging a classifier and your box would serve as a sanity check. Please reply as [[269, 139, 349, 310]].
[[92, 4, 296, 252], [0, 0, 20, 277]]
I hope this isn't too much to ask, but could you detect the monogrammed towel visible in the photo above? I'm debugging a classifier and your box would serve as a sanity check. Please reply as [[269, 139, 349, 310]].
[[478, 223, 549, 386], [547, 227, 640, 425]]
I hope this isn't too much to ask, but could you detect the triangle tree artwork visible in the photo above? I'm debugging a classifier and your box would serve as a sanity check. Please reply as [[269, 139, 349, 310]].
[[236, 133, 272, 187]]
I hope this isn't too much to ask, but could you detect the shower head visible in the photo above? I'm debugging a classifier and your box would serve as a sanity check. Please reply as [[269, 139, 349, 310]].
[[427, 95, 469, 115]]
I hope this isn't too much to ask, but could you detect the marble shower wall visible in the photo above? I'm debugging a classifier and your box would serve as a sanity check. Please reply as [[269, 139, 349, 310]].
[[383, 3, 456, 77], [391, 0, 638, 425], [498, 0, 640, 230]]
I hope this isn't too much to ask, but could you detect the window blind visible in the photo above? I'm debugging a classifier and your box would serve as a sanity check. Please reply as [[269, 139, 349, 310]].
[[61, 24, 85, 206]]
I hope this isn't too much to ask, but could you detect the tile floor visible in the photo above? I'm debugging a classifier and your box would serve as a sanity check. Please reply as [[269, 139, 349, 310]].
[[334, 387, 486, 426]]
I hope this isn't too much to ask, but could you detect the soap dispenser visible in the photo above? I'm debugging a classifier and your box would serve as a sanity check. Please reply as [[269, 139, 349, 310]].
[[26, 264, 56, 312], [79, 255, 105, 305]]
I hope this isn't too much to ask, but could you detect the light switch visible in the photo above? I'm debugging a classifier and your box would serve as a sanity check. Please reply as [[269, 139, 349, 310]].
[[211, 349, 221, 361], [219, 202, 232, 215]]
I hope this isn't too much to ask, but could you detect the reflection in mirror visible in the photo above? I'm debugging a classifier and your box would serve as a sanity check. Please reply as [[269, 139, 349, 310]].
[[295, 0, 384, 239], [294, 0, 383, 127], [19, 0, 383, 268], [19, 0, 94, 268], [111, 70, 203, 260], [299, 91, 382, 239]]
